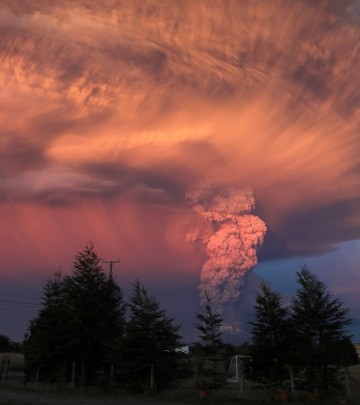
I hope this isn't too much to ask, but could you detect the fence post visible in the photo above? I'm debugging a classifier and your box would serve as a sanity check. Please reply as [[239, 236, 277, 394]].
[[35, 369, 39, 386], [4, 360, 10, 385], [0, 359, 3, 383], [289, 365, 296, 400], [71, 362, 76, 389], [110, 363, 114, 386]]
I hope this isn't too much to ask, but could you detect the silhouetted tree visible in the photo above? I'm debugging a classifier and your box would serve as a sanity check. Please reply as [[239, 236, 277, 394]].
[[249, 282, 294, 388], [24, 243, 126, 385], [0, 334, 11, 352], [63, 243, 125, 385], [196, 293, 223, 348], [24, 272, 71, 381], [291, 266, 356, 393], [122, 279, 181, 393], [194, 293, 225, 389]]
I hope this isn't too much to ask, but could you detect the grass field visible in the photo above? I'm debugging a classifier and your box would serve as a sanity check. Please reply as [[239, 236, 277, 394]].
[[1, 353, 360, 404]]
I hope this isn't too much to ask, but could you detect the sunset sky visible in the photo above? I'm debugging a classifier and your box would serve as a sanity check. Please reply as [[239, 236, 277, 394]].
[[1, 0, 360, 343]]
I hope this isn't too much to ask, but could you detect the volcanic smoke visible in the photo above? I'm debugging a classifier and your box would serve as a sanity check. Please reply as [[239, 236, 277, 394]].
[[186, 181, 266, 331]]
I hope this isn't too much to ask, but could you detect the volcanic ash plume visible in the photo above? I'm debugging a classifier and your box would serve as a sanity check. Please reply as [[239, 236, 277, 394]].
[[186, 182, 266, 330]]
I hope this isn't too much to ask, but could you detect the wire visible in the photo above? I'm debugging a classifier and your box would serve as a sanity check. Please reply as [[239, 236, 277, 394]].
[[0, 299, 41, 308], [0, 288, 40, 301]]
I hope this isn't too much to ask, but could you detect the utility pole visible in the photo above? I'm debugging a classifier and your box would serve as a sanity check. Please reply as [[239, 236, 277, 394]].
[[102, 258, 121, 278]]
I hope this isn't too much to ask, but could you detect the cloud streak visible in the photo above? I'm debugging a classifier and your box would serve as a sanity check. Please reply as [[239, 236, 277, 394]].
[[0, 0, 359, 268]]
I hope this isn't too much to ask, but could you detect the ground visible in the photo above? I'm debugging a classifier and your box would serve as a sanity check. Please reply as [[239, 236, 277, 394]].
[[1, 358, 359, 404]]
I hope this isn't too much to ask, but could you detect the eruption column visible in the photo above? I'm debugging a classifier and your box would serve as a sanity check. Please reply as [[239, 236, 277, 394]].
[[186, 181, 266, 330]]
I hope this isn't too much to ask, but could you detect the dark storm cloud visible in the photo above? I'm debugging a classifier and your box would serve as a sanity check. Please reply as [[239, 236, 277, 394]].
[[280, 199, 360, 254], [0, 133, 46, 172]]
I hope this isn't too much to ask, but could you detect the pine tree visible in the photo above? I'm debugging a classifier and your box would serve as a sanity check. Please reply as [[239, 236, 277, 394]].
[[24, 272, 71, 382], [291, 266, 355, 393], [194, 293, 224, 389], [63, 242, 125, 385], [196, 293, 223, 348], [249, 282, 293, 387], [24, 243, 126, 385], [123, 279, 181, 393]]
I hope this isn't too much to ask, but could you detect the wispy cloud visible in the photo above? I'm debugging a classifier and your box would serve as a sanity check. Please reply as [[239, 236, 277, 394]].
[[0, 0, 359, 263]]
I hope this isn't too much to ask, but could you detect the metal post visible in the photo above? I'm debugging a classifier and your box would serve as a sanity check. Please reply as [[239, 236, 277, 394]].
[[239, 357, 244, 398], [344, 366, 351, 401]]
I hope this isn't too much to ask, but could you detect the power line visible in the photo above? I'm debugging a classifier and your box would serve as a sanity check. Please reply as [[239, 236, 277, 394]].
[[0, 288, 40, 301], [0, 306, 39, 314], [0, 299, 41, 308]]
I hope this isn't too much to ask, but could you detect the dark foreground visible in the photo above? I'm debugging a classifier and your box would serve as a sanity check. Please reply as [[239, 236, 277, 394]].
[[0, 386, 357, 405], [0, 387, 181, 405], [0, 387, 252, 405]]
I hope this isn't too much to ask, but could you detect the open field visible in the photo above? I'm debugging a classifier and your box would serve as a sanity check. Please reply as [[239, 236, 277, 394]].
[[0, 386, 358, 405], [0, 380, 359, 405], [0, 387, 182, 405], [1, 354, 359, 404]]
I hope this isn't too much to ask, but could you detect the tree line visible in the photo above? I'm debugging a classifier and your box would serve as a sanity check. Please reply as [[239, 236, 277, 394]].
[[249, 267, 358, 395], [23, 243, 182, 393], [14, 243, 358, 396]]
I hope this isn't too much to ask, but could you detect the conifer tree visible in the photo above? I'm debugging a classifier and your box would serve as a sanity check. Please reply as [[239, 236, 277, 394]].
[[24, 243, 126, 385], [123, 279, 181, 393], [196, 293, 223, 348], [249, 282, 293, 387], [291, 266, 355, 393], [24, 272, 71, 381], [194, 293, 224, 389], [63, 242, 125, 384]]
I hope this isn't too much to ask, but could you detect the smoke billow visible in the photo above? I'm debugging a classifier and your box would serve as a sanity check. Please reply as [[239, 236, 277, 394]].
[[186, 181, 266, 331]]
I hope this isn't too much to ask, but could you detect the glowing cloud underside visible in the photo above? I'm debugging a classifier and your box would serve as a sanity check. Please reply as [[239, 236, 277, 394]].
[[0, 0, 359, 280], [187, 181, 266, 330]]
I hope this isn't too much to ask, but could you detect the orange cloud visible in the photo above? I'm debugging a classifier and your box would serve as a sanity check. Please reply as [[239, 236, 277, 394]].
[[0, 0, 359, 274]]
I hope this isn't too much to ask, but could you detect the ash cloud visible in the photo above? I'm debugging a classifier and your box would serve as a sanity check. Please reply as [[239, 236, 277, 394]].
[[186, 181, 266, 330]]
